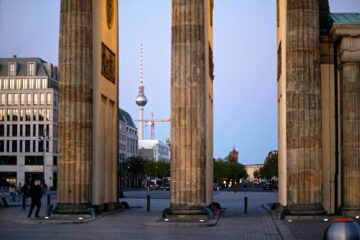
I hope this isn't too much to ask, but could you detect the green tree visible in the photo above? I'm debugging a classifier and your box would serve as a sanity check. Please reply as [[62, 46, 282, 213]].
[[259, 152, 278, 180], [144, 160, 170, 179]]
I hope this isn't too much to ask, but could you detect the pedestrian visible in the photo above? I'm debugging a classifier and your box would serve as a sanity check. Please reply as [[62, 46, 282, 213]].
[[9, 184, 15, 201], [27, 180, 43, 218]]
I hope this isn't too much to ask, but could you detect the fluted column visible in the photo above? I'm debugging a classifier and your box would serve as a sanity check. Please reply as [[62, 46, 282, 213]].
[[170, 0, 207, 213], [56, 0, 93, 213], [286, 0, 325, 214], [339, 37, 360, 216]]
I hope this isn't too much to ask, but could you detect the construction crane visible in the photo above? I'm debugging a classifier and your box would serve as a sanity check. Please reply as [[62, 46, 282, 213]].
[[136, 112, 171, 140]]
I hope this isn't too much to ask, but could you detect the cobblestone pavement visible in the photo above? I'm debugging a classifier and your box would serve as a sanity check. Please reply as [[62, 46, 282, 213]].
[[0, 190, 340, 240]]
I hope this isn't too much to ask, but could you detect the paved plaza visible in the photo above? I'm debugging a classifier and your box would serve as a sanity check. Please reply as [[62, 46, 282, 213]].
[[0, 190, 354, 240]]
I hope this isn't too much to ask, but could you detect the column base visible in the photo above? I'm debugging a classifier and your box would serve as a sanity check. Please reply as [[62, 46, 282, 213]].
[[286, 203, 326, 215], [162, 204, 214, 221], [53, 203, 92, 214], [339, 205, 360, 217]]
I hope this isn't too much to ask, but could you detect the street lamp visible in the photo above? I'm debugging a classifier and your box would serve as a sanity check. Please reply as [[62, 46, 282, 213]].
[[39, 134, 50, 186]]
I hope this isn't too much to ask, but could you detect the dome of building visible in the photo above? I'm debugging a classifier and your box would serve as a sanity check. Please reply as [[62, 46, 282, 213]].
[[136, 94, 147, 106]]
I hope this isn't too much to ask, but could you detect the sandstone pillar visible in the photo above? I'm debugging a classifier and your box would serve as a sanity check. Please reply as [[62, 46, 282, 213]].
[[56, 0, 93, 212], [339, 37, 360, 216], [56, 0, 118, 213], [170, 0, 213, 214], [286, 0, 325, 214]]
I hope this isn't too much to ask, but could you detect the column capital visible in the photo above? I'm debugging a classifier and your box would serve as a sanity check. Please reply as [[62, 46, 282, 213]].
[[339, 36, 360, 63]]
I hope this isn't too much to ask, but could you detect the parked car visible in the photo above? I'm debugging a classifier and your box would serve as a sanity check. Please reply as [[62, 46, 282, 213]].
[[263, 183, 273, 191], [160, 184, 170, 191]]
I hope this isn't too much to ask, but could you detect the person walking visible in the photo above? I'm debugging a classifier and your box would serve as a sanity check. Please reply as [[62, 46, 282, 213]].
[[27, 180, 43, 218]]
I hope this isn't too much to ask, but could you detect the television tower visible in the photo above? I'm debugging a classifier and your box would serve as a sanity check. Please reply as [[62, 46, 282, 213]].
[[135, 44, 147, 140]]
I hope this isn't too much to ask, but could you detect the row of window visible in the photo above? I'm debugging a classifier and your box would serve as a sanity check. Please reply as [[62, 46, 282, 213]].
[[0, 139, 57, 153], [0, 109, 55, 122], [0, 156, 57, 166], [0, 124, 57, 138], [0, 93, 54, 106], [0, 78, 48, 89], [8, 62, 36, 77]]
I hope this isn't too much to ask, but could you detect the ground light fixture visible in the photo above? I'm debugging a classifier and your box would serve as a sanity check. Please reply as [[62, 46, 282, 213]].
[[355, 216, 359, 219], [44, 216, 49, 219], [324, 218, 329, 222], [199, 219, 205, 222], [78, 217, 83, 220], [164, 218, 169, 222], [287, 219, 293, 223]]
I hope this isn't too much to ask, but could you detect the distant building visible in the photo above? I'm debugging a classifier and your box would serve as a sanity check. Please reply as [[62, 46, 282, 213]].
[[118, 108, 138, 161], [245, 164, 263, 180], [0, 56, 58, 188], [228, 147, 238, 161], [138, 140, 170, 161]]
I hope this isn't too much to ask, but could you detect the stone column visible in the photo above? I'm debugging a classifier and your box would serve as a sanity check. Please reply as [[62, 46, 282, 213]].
[[286, 0, 325, 214], [170, 0, 208, 214], [56, 0, 93, 213], [339, 37, 360, 216]]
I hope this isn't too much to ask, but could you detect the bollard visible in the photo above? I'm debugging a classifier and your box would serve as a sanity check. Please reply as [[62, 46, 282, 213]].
[[147, 195, 150, 212], [47, 194, 50, 208], [324, 218, 360, 240], [1, 197, 9, 208], [244, 196, 248, 214]]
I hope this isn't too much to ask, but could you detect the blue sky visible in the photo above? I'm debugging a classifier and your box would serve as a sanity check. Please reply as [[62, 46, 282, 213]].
[[0, 0, 359, 164]]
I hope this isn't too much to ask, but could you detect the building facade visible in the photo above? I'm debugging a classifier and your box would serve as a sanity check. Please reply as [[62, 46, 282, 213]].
[[0, 56, 58, 189], [119, 108, 138, 161], [138, 140, 170, 161]]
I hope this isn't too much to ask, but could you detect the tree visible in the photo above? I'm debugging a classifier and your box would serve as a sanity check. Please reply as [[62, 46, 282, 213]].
[[144, 160, 170, 179], [258, 151, 278, 180], [213, 156, 248, 187]]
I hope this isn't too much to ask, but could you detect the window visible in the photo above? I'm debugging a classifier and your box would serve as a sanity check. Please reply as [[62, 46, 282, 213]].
[[0, 109, 4, 121], [0, 79, 2, 90], [7, 94, 12, 105], [40, 94, 45, 105], [25, 124, 30, 136], [23, 79, 28, 89], [6, 125, 10, 137], [46, 109, 51, 121], [16, 79, 21, 89], [27, 94, 32, 105], [46, 93, 51, 105], [9, 63, 16, 76], [39, 139, 44, 152], [42, 79, 47, 88], [7, 109, 11, 121], [6, 140, 10, 152], [12, 109, 18, 121], [39, 124, 44, 136], [33, 125, 36, 137], [39, 109, 45, 121], [25, 156, 43, 165], [33, 109, 37, 121], [0, 140, 4, 152], [3, 79, 8, 89], [29, 78, 34, 89], [20, 109, 24, 121], [0, 156, 16, 165], [19, 124, 23, 136], [0, 125, 3, 136], [33, 93, 39, 105], [14, 94, 18, 105], [25, 109, 31, 121], [19, 141, 22, 152], [0, 94, 5, 105], [28, 63, 35, 76], [25, 140, 30, 152], [20, 94, 26, 105], [9, 79, 15, 89], [33, 140, 36, 152], [12, 125, 17, 137], [35, 79, 41, 89], [12, 140, 17, 152]]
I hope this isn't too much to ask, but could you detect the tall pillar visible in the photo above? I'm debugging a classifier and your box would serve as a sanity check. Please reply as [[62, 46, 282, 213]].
[[57, 0, 118, 213], [286, 0, 325, 214], [170, 0, 213, 214], [339, 37, 360, 216], [56, 0, 93, 212]]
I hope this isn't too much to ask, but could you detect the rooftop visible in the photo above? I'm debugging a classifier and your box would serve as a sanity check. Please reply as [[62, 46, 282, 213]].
[[331, 13, 360, 25]]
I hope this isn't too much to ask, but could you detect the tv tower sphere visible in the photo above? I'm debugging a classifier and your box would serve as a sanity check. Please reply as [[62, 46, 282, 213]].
[[136, 94, 147, 107]]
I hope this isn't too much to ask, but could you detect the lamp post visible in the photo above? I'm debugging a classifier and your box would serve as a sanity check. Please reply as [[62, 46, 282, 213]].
[[39, 134, 50, 186]]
